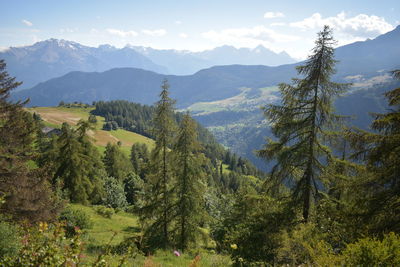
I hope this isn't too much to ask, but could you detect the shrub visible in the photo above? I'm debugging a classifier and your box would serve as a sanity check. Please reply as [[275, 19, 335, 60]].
[[59, 206, 93, 236], [277, 223, 326, 265], [124, 172, 145, 207], [103, 176, 128, 209], [0, 223, 84, 266], [96, 206, 115, 218], [342, 232, 400, 266], [214, 193, 291, 265], [0, 221, 21, 259]]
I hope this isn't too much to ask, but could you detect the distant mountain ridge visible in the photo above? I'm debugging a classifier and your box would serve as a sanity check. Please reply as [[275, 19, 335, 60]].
[[130, 44, 296, 74], [13, 65, 297, 108], [1, 39, 168, 89], [0, 39, 296, 89]]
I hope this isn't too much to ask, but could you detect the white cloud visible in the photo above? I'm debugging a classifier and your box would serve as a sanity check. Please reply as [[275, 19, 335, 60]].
[[22, 19, 33, 27], [270, 22, 286, 26], [202, 26, 298, 45], [290, 12, 394, 38], [264, 12, 285, 19], [175, 20, 182, 25], [179, 33, 188, 38], [142, 29, 167, 37], [106, 28, 138, 37], [60, 28, 75, 33]]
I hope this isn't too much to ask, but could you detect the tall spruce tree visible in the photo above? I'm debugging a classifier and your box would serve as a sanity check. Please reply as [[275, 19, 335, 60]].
[[141, 79, 177, 249], [257, 26, 349, 222], [0, 60, 60, 222], [173, 113, 206, 251]]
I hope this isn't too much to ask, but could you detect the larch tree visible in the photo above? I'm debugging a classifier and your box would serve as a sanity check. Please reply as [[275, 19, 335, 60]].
[[141, 79, 177, 249], [173, 112, 206, 251], [257, 26, 350, 222]]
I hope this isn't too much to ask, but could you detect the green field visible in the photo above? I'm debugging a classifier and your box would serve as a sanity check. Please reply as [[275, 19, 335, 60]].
[[28, 106, 155, 156], [69, 204, 139, 247], [66, 204, 230, 266]]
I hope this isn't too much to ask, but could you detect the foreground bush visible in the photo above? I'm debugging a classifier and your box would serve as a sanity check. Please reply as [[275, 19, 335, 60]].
[[341, 232, 400, 266], [0, 222, 84, 266], [0, 220, 21, 259], [290, 231, 400, 266]]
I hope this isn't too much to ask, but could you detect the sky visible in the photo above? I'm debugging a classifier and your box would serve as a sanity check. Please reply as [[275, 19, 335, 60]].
[[0, 0, 399, 60]]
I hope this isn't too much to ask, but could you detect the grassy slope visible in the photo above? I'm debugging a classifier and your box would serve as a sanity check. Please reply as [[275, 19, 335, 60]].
[[69, 204, 139, 247], [28, 106, 155, 155], [68, 204, 230, 266]]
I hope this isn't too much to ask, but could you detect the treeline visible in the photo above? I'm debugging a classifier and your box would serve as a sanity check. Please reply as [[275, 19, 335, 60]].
[[92, 100, 154, 136]]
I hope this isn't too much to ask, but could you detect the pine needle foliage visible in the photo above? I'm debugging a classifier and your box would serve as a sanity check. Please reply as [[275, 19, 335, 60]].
[[0, 60, 60, 222], [40, 121, 105, 205], [103, 142, 133, 181], [141, 79, 177, 249], [257, 26, 350, 222], [173, 112, 207, 251], [347, 69, 400, 233]]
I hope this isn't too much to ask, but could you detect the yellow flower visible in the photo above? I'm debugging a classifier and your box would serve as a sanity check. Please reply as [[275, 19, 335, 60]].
[[230, 244, 238, 250], [38, 222, 48, 232]]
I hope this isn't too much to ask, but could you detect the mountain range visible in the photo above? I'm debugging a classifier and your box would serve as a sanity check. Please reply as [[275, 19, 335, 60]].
[[130, 44, 296, 74], [1, 40, 296, 89], [12, 25, 400, 108]]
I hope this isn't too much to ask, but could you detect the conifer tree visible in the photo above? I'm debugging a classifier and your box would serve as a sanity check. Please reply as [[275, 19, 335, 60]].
[[130, 143, 149, 178], [257, 26, 350, 222], [0, 60, 60, 222], [348, 69, 400, 232], [103, 142, 133, 181], [141, 79, 177, 249], [42, 120, 104, 204], [173, 113, 206, 251]]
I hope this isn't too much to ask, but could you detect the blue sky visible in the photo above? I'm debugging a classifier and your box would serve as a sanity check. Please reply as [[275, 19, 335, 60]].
[[0, 0, 399, 59]]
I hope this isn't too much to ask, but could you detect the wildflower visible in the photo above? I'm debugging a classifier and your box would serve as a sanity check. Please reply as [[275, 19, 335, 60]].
[[230, 244, 238, 250], [174, 250, 181, 257], [38, 222, 48, 232]]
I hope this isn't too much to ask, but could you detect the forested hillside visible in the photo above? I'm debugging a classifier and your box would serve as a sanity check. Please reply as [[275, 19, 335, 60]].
[[90, 100, 263, 178]]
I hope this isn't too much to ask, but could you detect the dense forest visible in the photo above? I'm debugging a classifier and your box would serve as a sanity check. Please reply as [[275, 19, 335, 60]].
[[1, 25, 400, 266]]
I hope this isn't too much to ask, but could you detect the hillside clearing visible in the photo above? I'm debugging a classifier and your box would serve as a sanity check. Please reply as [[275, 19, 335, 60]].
[[28, 107, 155, 153]]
